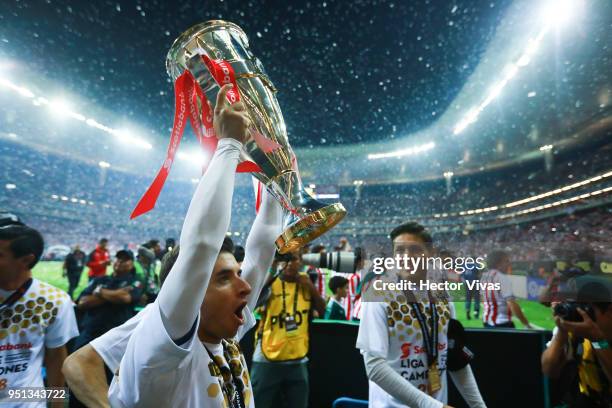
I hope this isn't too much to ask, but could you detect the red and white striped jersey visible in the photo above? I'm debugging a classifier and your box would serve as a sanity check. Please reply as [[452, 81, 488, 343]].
[[307, 266, 327, 298], [343, 272, 361, 320], [480, 269, 515, 326]]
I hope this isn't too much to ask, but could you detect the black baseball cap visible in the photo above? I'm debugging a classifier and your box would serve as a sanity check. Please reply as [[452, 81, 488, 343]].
[[115, 250, 134, 261]]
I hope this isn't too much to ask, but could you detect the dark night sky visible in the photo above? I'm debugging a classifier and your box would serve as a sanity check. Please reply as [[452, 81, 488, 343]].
[[0, 0, 512, 147]]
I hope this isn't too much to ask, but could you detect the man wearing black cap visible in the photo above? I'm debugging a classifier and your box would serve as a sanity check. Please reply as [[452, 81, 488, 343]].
[[74, 250, 143, 349]]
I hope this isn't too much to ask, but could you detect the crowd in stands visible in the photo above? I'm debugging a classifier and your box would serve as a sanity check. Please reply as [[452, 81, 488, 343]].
[[2, 139, 610, 262]]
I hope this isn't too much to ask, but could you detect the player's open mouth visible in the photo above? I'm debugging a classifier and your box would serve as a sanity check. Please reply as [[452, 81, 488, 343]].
[[234, 302, 247, 324]]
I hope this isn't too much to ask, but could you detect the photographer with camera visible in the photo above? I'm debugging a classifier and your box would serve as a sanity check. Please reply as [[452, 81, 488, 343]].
[[74, 250, 143, 350], [251, 250, 326, 408], [541, 279, 612, 407]]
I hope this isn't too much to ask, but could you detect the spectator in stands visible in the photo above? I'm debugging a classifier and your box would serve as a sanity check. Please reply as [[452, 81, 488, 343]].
[[357, 221, 486, 408], [481, 250, 532, 329], [345, 246, 364, 321], [135, 246, 158, 304], [336, 236, 352, 252], [0, 219, 78, 406], [541, 279, 612, 407], [74, 250, 143, 349], [63, 245, 86, 299], [87, 238, 110, 281], [251, 250, 326, 408], [146, 239, 163, 261], [325, 275, 349, 320], [161, 237, 176, 259]]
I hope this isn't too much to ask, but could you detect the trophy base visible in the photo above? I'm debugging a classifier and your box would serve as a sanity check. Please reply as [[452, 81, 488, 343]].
[[275, 203, 347, 254]]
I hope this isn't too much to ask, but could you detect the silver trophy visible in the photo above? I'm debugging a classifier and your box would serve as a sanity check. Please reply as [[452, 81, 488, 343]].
[[166, 20, 346, 254]]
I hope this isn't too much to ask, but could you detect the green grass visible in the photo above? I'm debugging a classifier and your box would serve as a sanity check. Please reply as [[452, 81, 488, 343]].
[[32, 261, 92, 299], [32, 261, 555, 330], [453, 299, 554, 330]]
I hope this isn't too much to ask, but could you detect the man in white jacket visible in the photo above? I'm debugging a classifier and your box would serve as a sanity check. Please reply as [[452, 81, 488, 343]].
[[357, 221, 486, 408], [63, 83, 283, 408]]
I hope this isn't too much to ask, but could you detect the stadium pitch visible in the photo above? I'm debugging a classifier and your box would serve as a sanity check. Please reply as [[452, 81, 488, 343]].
[[33, 261, 554, 330]]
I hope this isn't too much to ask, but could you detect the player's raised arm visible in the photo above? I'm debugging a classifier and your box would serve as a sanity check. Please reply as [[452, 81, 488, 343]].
[[241, 188, 284, 311], [158, 84, 251, 340]]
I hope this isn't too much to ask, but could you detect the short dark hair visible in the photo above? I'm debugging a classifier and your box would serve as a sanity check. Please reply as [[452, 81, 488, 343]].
[[99, 238, 108, 244], [487, 250, 510, 270], [329, 276, 349, 294], [159, 237, 235, 287], [0, 225, 44, 269], [221, 236, 234, 255], [143, 239, 160, 250], [115, 250, 134, 261], [234, 245, 245, 263], [390, 222, 433, 248]]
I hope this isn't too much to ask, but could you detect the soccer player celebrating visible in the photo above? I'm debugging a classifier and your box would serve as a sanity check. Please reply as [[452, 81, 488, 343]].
[[357, 222, 486, 408], [103, 84, 282, 408]]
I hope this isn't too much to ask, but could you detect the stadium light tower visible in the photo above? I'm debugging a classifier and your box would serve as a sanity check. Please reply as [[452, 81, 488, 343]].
[[48, 99, 72, 117]]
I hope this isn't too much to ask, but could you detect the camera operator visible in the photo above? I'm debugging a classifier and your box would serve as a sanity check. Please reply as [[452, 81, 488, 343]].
[[541, 279, 612, 407], [74, 250, 143, 350]]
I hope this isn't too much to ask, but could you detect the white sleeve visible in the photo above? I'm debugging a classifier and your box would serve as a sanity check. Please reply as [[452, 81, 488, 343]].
[[109, 301, 198, 408], [90, 305, 151, 373], [363, 352, 443, 408], [241, 187, 284, 312], [157, 138, 241, 340], [45, 291, 79, 348], [356, 302, 389, 359], [449, 365, 487, 408]]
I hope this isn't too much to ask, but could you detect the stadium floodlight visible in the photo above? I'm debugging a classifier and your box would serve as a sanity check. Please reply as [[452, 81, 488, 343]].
[[541, 0, 580, 28], [49, 99, 72, 117], [5, 184, 16, 190], [60, 196, 68, 201], [112, 129, 153, 150], [539, 144, 553, 151], [443, 171, 454, 178], [309, 184, 316, 189], [0, 78, 35, 98], [98, 161, 111, 168], [353, 180, 364, 186], [51, 194, 58, 199], [177, 150, 208, 167], [368, 141, 435, 160]]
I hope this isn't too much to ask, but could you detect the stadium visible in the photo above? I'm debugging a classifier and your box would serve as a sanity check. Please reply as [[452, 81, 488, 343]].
[[0, 0, 611, 407]]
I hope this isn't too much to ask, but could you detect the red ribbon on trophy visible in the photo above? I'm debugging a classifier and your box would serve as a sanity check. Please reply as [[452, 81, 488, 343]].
[[131, 57, 266, 219]]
